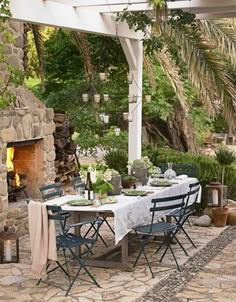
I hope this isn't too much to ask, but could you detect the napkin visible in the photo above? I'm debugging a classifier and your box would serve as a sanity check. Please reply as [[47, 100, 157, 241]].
[[176, 174, 188, 180]]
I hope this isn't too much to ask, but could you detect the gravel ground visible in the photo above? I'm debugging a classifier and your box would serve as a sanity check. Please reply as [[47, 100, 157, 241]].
[[137, 226, 236, 302]]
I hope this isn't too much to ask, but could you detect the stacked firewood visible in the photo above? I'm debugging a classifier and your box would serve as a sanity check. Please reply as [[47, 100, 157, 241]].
[[54, 112, 78, 183]]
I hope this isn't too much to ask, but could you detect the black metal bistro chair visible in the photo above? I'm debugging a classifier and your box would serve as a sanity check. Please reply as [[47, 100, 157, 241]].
[[39, 182, 64, 200], [71, 175, 84, 193], [37, 205, 102, 296], [166, 182, 201, 249], [39, 182, 71, 228], [133, 193, 188, 277], [70, 176, 115, 248], [159, 163, 197, 178]]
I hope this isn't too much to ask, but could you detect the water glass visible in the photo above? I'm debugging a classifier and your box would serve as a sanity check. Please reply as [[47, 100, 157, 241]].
[[76, 187, 83, 197], [136, 182, 143, 190]]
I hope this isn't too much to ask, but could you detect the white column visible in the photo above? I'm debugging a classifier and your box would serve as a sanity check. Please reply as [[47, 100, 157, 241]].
[[120, 38, 143, 162]]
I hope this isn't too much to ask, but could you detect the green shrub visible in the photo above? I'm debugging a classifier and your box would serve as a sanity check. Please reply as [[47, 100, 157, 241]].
[[103, 149, 128, 175], [143, 145, 236, 206]]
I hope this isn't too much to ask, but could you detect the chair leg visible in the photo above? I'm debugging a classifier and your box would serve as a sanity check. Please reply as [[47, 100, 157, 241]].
[[174, 216, 196, 248], [159, 233, 170, 263], [169, 244, 181, 271], [179, 225, 197, 248], [66, 245, 100, 296], [134, 231, 154, 278], [171, 233, 189, 257]]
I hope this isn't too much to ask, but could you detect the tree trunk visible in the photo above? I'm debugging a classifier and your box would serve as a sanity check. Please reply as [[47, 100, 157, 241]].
[[167, 104, 198, 153]]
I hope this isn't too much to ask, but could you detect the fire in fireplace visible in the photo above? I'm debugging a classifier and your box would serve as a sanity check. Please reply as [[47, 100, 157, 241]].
[[6, 147, 28, 202]]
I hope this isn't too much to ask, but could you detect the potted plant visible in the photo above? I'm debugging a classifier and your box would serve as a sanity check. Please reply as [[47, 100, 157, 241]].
[[128, 156, 156, 185], [121, 174, 137, 189], [80, 165, 114, 199], [213, 146, 236, 227], [129, 159, 147, 185], [108, 169, 122, 196]]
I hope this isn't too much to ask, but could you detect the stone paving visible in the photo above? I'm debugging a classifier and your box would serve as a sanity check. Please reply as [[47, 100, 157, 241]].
[[175, 235, 236, 302], [0, 219, 227, 302]]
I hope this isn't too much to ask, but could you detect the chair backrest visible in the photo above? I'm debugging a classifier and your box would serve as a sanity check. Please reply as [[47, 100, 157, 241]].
[[71, 175, 85, 191], [40, 182, 63, 201], [150, 193, 187, 232], [46, 205, 66, 233], [159, 163, 196, 177], [184, 181, 201, 212]]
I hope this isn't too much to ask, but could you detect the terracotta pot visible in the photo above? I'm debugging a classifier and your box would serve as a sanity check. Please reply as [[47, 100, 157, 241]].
[[212, 207, 229, 227]]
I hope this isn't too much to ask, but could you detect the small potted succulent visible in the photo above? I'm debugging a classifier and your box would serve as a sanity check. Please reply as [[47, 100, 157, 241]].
[[128, 156, 155, 185], [213, 146, 236, 227], [121, 174, 137, 189]]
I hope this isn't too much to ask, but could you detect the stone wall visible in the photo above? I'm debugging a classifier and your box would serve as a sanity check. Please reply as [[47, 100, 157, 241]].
[[0, 21, 56, 235]]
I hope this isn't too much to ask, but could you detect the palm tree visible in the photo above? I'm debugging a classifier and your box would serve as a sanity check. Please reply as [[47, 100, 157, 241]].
[[143, 16, 236, 152]]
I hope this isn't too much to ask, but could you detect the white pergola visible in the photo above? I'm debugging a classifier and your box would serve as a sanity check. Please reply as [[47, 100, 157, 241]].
[[8, 0, 236, 161]]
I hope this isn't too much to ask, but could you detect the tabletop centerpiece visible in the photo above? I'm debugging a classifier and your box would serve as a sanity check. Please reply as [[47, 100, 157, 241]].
[[80, 164, 114, 200], [128, 156, 160, 185]]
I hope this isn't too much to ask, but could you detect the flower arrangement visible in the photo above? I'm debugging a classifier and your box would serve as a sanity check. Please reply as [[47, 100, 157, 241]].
[[127, 156, 161, 176], [80, 165, 115, 195]]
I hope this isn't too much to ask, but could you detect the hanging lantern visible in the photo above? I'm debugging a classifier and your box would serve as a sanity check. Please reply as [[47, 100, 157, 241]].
[[128, 95, 138, 104], [94, 94, 101, 103], [103, 94, 109, 102], [99, 73, 106, 81], [103, 115, 109, 124], [123, 112, 129, 121], [127, 72, 133, 84], [128, 113, 134, 122], [145, 95, 152, 103], [99, 113, 105, 122], [114, 127, 121, 136], [82, 93, 89, 102], [205, 181, 227, 207], [0, 226, 19, 264]]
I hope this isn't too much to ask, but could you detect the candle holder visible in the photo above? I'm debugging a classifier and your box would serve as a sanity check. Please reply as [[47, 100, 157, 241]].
[[99, 113, 105, 122], [103, 115, 109, 124], [82, 94, 89, 102], [205, 181, 227, 207], [127, 73, 133, 84], [99, 72, 106, 81], [114, 127, 121, 136], [128, 113, 134, 122], [103, 94, 109, 102], [123, 112, 129, 121], [94, 94, 101, 103], [128, 95, 138, 104], [0, 227, 19, 264], [145, 95, 152, 103]]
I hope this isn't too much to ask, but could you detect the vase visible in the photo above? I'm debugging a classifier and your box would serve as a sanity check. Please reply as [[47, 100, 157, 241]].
[[131, 168, 147, 185], [96, 192, 108, 200], [109, 175, 122, 196], [164, 163, 176, 180]]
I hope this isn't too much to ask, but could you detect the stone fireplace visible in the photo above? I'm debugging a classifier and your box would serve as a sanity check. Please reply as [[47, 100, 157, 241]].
[[0, 21, 56, 234], [0, 103, 56, 234]]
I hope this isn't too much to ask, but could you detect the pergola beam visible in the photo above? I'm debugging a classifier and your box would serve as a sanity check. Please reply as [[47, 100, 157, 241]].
[[9, 0, 142, 39]]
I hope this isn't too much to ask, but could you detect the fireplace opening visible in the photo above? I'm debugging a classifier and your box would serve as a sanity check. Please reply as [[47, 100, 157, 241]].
[[6, 139, 44, 201], [7, 147, 28, 202]]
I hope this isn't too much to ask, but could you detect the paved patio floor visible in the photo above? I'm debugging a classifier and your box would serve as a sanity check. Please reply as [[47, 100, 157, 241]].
[[0, 220, 233, 302]]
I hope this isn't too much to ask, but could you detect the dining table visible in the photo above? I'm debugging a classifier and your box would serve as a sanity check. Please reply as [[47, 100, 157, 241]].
[[45, 177, 200, 271]]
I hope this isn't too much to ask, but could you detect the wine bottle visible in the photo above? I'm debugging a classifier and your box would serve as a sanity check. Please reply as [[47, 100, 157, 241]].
[[85, 172, 94, 200]]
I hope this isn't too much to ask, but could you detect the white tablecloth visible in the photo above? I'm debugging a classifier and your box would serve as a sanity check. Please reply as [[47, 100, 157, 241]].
[[45, 178, 200, 244]]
